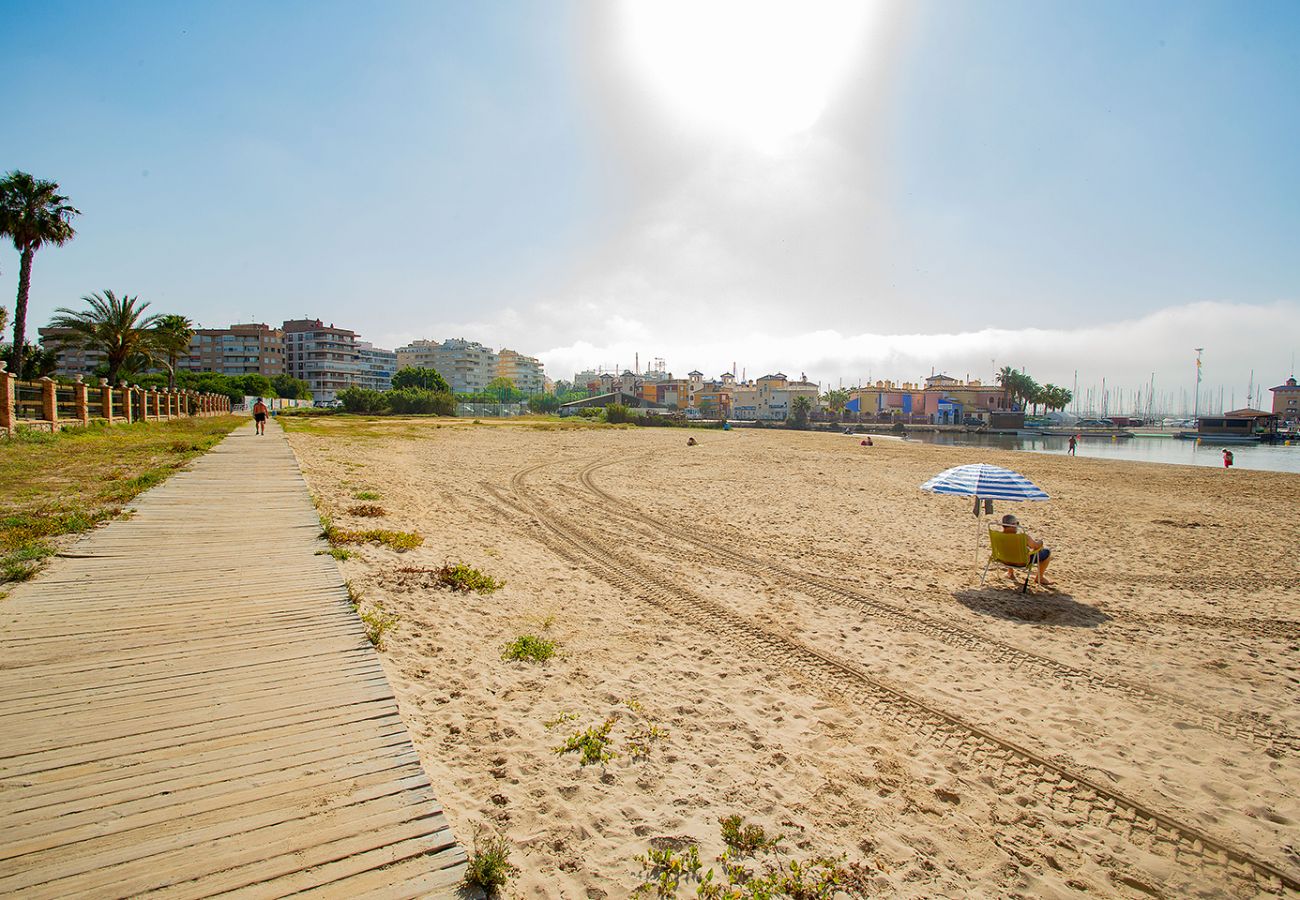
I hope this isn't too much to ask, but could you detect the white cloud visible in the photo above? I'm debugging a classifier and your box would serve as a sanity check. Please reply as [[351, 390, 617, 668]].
[[531, 300, 1297, 404]]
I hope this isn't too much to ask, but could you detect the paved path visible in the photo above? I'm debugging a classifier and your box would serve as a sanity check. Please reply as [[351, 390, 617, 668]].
[[0, 421, 465, 898]]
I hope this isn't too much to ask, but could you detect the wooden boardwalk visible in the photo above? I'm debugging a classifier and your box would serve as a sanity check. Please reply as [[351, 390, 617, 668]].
[[0, 421, 465, 898]]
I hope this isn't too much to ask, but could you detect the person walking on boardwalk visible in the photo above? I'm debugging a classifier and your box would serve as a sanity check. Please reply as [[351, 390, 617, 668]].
[[253, 397, 268, 435]]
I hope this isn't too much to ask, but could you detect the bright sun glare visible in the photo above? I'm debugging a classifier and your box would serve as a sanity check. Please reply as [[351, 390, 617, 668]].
[[619, 0, 875, 145]]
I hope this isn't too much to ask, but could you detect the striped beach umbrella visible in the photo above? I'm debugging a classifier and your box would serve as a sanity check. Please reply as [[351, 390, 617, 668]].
[[921, 463, 1049, 502]]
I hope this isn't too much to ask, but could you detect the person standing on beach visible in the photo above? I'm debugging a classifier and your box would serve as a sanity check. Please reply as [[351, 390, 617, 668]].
[[1067, 434, 1077, 456], [252, 397, 268, 435]]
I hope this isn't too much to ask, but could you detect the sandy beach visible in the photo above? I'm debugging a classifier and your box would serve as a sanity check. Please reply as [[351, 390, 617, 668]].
[[285, 418, 1299, 898]]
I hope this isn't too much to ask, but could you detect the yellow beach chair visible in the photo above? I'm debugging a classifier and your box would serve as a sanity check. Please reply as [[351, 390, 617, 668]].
[[981, 527, 1033, 593]]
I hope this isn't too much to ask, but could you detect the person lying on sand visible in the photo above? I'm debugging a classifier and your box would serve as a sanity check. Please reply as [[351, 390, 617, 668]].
[[686, 437, 698, 446], [1001, 513, 1053, 586]]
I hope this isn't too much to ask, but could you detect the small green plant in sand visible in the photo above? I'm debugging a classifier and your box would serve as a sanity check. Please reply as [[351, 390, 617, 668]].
[[719, 814, 783, 855], [554, 716, 619, 766], [434, 562, 504, 594], [626, 723, 670, 760], [347, 503, 386, 517], [357, 603, 399, 649], [316, 547, 352, 561], [462, 830, 519, 895], [543, 711, 578, 730], [323, 520, 423, 552], [353, 490, 382, 501], [501, 634, 556, 662], [632, 818, 870, 899], [344, 580, 363, 604], [632, 845, 703, 899]]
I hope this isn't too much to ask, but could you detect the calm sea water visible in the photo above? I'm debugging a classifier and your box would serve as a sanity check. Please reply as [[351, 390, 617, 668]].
[[901, 432, 1300, 474]]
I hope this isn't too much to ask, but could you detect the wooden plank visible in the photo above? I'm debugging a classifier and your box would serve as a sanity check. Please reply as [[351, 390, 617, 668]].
[[0, 421, 464, 896]]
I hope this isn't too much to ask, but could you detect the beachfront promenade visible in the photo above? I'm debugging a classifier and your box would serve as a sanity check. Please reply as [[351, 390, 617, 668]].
[[0, 422, 465, 897]]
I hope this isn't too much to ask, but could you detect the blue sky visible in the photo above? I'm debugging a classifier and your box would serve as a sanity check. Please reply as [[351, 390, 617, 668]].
[[3, 0, 1297, 398]]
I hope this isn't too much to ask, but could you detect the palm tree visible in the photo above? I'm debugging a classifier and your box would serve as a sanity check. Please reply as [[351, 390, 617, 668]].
[[996, 366, 1017, 410], [153, 314, 195, 389], [790, 394, 814, 428], [0, 342, 57, 380], [0, 171, 80, 380], [46, 291, 162, 385]]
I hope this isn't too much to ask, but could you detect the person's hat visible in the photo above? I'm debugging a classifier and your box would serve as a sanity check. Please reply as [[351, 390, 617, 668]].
[[1001, 514, 1019, 527]]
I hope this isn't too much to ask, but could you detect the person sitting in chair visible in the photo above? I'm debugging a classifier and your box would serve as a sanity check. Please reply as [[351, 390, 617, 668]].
[[1000, 514, 1052, 586]]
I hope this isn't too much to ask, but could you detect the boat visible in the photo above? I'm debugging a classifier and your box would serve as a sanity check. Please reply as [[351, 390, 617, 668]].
[[1175, 431, 1261, 444]]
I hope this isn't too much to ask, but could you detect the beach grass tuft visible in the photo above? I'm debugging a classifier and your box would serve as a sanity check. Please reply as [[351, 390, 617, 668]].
[[324, 521, 423, 552], [347, 503, 386, 517], [353, 490, 382, 500], [357, 603, 399, 648], [433, 562, 504, 594], [501, 633, 556, 662], [462, 830, 519, 895]]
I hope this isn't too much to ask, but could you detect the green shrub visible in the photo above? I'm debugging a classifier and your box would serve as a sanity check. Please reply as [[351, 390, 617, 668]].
[[353, 490, 382, 500], [605, 403, 631, 424], [386, 387, 456, 415], [462, 831, 519, 894], [337, 386, 389, 414], [501, 634, 556, 662], [391, 366, 450, 393]]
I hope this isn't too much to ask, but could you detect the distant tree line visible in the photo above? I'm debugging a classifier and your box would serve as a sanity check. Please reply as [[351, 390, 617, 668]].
[[997, 367, 1072, 414], [335, 368, 561, 417]]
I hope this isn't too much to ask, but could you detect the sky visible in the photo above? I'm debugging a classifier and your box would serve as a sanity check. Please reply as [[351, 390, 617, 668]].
[[3, 0, 1298, 407]]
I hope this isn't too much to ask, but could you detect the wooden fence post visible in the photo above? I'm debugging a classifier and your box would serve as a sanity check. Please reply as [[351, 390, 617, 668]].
[[74, 375, 90, 426], [100, 378, 115, 424], [147, 388, 157, 421], [0, 363, 15, 433], [120, 382, 133, 423], [165, 389, 174, 419], [40, 377, 58, 429]]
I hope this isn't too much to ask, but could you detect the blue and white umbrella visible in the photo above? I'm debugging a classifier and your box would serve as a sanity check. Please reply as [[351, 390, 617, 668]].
[[922, 463, 1050, 560], [921, 463, 1049, 502]]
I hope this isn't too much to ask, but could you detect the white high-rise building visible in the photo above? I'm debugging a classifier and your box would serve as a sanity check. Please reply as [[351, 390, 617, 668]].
[[283, 319, 360, 402], [355, 342, 397, 392]]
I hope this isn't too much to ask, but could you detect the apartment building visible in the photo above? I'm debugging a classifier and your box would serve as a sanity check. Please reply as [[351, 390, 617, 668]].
[[395, 340, 440, 371], [38, 327, 109, 377], [731, 373, 819, 420], [182, 323, 285, 377], [395, 338, 497, 393], [496, 348, 545, 394], [283, 319, 360, 402], [355, 342, 397, 392]]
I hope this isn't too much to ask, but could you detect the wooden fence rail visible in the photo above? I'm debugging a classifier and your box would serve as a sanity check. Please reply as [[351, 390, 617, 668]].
[[0, 362, 232, 437]]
